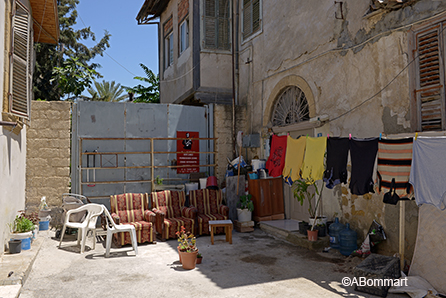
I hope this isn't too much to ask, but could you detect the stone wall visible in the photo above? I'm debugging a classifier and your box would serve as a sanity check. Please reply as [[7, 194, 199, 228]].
[[26, 101, 71, 212], [213, 104, 247, 187]]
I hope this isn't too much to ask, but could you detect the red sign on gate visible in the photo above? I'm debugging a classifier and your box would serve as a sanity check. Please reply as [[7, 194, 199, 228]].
[[177, 131, 199, 174]]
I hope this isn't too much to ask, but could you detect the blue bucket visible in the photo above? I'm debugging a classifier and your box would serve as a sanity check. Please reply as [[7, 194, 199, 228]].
[[39, 220, 49, 231], [21, 237, 31, 250]]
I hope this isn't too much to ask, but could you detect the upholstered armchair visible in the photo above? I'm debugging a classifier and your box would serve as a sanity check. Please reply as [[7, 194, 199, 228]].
[[110, 193, 156, 246], [151, 190, 197, 240], [189, 189, 229, 235]]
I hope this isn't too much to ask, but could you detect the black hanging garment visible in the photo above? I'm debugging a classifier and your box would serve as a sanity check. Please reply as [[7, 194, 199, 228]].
[[349, 138, 378, 195], [323, 137, 349, 189]]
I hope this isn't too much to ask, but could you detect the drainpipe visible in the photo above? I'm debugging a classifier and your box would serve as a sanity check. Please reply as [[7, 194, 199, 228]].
[[231, 0, 239, 159]]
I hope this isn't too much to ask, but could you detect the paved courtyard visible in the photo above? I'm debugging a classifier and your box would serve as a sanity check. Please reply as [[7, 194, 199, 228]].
[[18, 228, 407, 298]]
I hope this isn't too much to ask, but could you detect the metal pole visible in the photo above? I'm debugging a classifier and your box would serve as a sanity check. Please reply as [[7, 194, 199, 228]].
[[151, 138, 155, 192]]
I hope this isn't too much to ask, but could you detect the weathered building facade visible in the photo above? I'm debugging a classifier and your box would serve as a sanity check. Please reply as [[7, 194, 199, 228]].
[[0, 0, 58, 255], [137, 0, 446, 263]]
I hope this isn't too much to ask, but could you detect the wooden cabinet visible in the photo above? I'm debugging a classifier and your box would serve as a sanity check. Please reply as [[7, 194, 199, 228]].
[[247, 176, 284, 221]]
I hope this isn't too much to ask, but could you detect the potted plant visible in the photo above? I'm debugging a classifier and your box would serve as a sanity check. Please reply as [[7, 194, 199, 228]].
[[9, 212, 36, 250], [196, 253, 203, 264], [237, 194, 254, 222], [176, 226, 198, 270], [314, 223, 327, 237]]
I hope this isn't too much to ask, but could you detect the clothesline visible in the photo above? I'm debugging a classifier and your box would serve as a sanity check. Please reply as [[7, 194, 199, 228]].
[[265, 133, 446, 211]]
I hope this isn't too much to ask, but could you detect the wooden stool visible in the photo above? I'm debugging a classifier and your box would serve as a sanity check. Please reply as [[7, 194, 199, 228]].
[[209, 220, 233, 245]]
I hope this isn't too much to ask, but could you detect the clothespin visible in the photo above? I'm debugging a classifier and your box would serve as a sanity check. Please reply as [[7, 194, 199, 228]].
[[287, 133, 290, 136], [349, 133, 352, 140], [306, 134, 309, 138], [379, 133, 382, 140], [327, 133, 329, 139], [415, 132, 418, 140]]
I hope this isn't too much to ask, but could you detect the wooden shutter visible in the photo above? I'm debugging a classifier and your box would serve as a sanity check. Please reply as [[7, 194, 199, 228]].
[[204, 0, 230, 50], [415, 26, 445, 131], [10, 2, 32, 118], [243, 0, 260, 40]]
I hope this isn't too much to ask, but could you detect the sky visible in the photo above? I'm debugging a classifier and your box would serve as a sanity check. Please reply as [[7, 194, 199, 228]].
[[72, 1, 159, 95]]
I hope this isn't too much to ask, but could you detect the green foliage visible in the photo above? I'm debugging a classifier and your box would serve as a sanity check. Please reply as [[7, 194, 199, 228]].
[[10, 214, 35, 233], [239, 194, 254, 212], [292, 176, 324, 220], [155, 175, 164, 185], [33, 0, 111, 101], [124, 63, 160, 103], [87, 80, 128, 102], [51, 57, 98, 99], [176, 226, 197, 253]]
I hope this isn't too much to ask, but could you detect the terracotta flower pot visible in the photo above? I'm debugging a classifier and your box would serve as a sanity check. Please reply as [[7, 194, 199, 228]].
[[196, 256, 202, 264], [177, 246, 182, 263], [307, 229, 318, 242], [179, 250, 198, 270]]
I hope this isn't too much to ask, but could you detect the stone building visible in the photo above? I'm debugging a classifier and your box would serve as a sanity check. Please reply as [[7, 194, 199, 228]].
[[136, 0, 446, 264]]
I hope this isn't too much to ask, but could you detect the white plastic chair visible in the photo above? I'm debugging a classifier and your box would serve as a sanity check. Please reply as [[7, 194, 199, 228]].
[[102, 206, 138, 258], [58, 203, 104, 254]]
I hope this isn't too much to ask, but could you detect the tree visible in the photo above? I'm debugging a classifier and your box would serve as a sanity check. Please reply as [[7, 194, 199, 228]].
[[51, 57, 98, 100], [34, 0, 111, 100], [87, 80, 128, 102], [124, 64, 160, 103]]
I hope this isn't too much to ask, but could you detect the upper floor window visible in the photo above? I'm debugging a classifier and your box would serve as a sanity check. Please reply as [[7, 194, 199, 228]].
[[10, 1, 33, 119], [179, 18, 189, 54], [203, 0, 230, 50], [271, 86, 309, 127], [164, 16, 174, 69], [242, 0, 261, 40], [412, 22, 446, 131]]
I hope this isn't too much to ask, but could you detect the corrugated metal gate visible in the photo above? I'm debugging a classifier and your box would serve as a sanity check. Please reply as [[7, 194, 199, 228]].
[[71, 102, 215, 207]]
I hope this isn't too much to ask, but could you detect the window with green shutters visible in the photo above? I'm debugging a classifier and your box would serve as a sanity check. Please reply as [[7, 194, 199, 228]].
[[203, 0, 230, 50], [242, 0, 261, 40], [10, 1, 32, 119]]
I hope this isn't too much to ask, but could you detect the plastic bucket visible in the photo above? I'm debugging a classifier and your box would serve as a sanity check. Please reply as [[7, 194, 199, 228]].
[[206, 176, 218, 188], [199, 178, 207, 189], [21, 237, 31, 250], [39, 220, 50, 231], [8, 239, 22, 254]]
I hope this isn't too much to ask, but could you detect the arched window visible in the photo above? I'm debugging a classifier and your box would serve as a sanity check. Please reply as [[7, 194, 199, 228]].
[[271, 86, 309, 127]]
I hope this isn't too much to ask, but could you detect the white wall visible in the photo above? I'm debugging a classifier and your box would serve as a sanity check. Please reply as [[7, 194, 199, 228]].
[[0, 0, 27, 256]]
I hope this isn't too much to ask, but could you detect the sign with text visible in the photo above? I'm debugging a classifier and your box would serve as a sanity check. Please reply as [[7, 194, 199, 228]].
[[177, 131, 199, 174]]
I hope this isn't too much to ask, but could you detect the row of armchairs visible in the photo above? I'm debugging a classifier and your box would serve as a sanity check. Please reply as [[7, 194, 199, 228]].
[[109, 189, 229, 246]]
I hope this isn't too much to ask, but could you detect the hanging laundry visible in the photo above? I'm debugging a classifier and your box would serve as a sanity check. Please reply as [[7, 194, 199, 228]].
[[265, 134, 287, 177], [377, 137, 413, 198], [323, 137, 349, 189], [410, 137, 446, 210], [349, 138, 378, 195], [301, 136, 327, 181], [282, 136, 306, 184]]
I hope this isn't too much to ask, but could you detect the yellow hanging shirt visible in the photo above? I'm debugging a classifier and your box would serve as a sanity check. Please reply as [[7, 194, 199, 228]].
[[301, 137, 327, 181], [282, 136, 306, 182]]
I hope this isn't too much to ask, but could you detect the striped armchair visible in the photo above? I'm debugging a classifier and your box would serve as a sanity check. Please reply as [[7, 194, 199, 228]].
[[189, 189, 229, 235], [151, 190, 197, 240], [110, 193, 156, 246]]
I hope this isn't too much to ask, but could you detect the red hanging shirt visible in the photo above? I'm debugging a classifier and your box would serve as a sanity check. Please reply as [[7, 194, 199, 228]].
[[265, 135, 287, 177]]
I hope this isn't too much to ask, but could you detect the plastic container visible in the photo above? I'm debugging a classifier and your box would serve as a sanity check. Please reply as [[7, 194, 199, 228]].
[[329, 217, 345, 249], [199, 178, 207, 189], [206, 176, 218, 189], [8, 239, 22, 254], [20, 237, 31, 250], [339, 223, 357, 256], [39, 220, 50, 231], [251, 159, 266, 171]]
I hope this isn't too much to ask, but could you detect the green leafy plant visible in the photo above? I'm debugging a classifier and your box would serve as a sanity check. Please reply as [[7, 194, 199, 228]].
[[9, 213, 35, 233], [292, 176, 324, 231], [197, 253, 202, 258], [155, 175, 164, 185], [238, 194, 254, 212], [124, 63, 160, 103], [176, 226, 197, 253]]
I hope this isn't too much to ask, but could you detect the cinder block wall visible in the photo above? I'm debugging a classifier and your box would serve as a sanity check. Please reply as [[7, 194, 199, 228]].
[[213, 104, 247, 187], [26, 101, 71, 213]]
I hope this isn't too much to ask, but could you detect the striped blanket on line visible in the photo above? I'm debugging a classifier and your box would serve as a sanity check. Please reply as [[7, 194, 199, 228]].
[[377, 137, 413, 198]]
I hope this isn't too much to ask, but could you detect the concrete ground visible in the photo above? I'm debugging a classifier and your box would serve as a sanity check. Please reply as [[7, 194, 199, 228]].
[[8, 226, 409, 298]]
